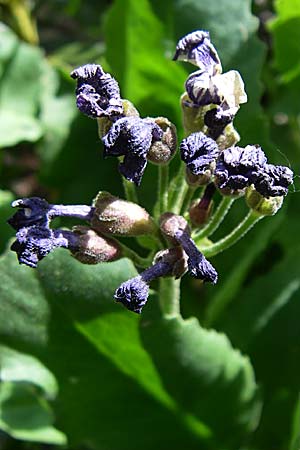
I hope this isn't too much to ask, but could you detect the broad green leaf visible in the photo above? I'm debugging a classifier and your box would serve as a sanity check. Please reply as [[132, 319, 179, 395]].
[[269, 0, 300, 82], [204, 214, 283, 326], [221, 247, 300, 354], [289, 393, 300, 450], [0, 345, 57, 398], [104, 0, 187, 125], [0, 382, 66, 445], [36, 59, 77, 179], [0, 249, 209, 449], [0, 23, 43, 146], [141, 314, 261, 445]]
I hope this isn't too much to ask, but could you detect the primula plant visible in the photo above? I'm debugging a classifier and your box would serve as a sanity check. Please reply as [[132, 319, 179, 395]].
[[1, 1, 300, 450], [8, 31, 293, 315]]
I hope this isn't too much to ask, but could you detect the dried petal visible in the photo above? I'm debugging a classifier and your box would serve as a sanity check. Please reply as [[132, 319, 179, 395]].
[[102, 116, 163, 184], [180, 131, 219, 178], [71, 64, 123, 119], [254, 164, 294, 197], [114, 276, 149, 314], [173, 30, 221, 74], [215, 145, 267, 192]]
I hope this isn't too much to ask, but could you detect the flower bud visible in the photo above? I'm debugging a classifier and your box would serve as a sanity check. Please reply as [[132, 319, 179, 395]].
[[70, 226, 122, 264], [185, 167, 214, 187], [147, 117, 177, 164], [91, 192, 156, 236], [245, 186, 283, 216], [159, 212, 190, 245], [189, 199, 214, 226], [215, 123, 240, 150], [180, 92, 206, 135]]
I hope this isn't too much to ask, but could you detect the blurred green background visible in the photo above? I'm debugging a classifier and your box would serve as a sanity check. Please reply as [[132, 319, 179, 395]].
[[0, 0, 300, 449]]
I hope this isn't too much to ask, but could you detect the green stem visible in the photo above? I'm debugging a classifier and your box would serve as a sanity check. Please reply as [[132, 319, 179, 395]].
[[202, 210, 263, 258], [159, 277, 181, 317], [181, 185, 197, 216], [119, 243, 150, 268], [122, 178, 138, 204], [154, 164, 169, 218], [8, 0, 39, 45], [193, 197, 235, 240]]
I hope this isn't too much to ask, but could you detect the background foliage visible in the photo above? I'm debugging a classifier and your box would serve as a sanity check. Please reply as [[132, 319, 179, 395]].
[[0, 0, 299, 449]]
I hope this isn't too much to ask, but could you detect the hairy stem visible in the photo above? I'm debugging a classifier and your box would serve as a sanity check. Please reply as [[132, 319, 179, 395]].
[[154, 164, 169, 218], [119, 243, 151, 268], [159, 276, 181, 317], [202, 210, 263, 258], [122, 178, 138, 204], [193, 197, 235, 240]]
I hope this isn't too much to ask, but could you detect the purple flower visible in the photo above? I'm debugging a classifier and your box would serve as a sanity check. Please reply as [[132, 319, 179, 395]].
[[174, 229, 218, 284], [185, 71, 222, 107], [173, 30, 221, 74], [254, 164, 294, 197], [70, 64, 123, 119], [102, 116, 163, 185], [180, 131, 219, 176], [8, 197, 94, 268], [11, 226, 75, 268], [204, 106, 234, 140], [185, 70, 247, 113], [114, 260, 172, 313], [215, 145, 267, 191]]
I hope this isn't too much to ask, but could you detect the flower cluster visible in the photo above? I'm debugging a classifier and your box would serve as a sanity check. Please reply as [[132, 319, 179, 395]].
[[7, 30, 294, 315]]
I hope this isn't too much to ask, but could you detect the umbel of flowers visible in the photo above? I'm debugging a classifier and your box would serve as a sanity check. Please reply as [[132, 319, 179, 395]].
[[8, 31, 293, 314]]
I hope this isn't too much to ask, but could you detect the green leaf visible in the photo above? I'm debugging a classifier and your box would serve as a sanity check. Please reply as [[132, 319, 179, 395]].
[[104, 0, 187, 124], [0, 382, 66, 445], [0, 23, 43, 146], [269, 0, 300, 82], [36, 59, 77, 179], [221, 247, 300, 355], [141, 314, 261, 445], [0, 345, 57, 398], [0, 249, 209, 449]]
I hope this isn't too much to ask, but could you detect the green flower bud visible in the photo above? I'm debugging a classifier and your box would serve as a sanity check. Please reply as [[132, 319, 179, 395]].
[[147, 117, 177, 165], [70, 226, 122, 264], [215, 123, 240, 150], [245, 186, 283, 216], [181, 92, 206, 135], [91, 192, 156, 236]]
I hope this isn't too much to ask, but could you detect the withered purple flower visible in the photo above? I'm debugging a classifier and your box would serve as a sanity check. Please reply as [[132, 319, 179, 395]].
[[204, 106, 234, 140], [70, 64, 123, 119], [11, 226, 76, 268], [180, 131, 219, 176], [8, 197, 95, 268], [102, 116, 163, 185], [215, 145, 267, 191], [184, 70, 247, 117], [114, 260, 172, 313], [185, 71, 222, 107], [173, 30, 221, 74], [254, 164, 293, 197], [174, 229, 218, 284]]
